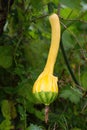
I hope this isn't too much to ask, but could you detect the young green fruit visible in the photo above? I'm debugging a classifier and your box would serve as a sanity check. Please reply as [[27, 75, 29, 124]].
[[32, 13, 61, 105]]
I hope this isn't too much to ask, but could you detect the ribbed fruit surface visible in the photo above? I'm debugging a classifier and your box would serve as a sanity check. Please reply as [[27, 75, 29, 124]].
[[34, 91, 58, 105]]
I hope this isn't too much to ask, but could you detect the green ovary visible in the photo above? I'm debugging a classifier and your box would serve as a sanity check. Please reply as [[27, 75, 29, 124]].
[[34, 91, 58, 105]]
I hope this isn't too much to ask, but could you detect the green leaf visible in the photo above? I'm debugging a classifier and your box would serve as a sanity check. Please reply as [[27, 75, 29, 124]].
[[59, 86, 82, 104], [27, 107, 44, 121], [0, 119, 14, 130], [70, 128, 81, 130], [17, 81, 39, 104], [60, 0, 81, 9], [0, 46, 13, 68], [24, 39, 48, 70], [1, 100, 11, 119], [18, 104, 26, 121], [81, 71, 87, 90], [17, 6, 25, 23], [43, 0, 59, 4], [26, 124, 43, 130], [31, 0, 42, 10], [16, 97, 44, 121], [60, 7, 73, 18], [60, 7, 79, 19], [62, 30, 75, 50]]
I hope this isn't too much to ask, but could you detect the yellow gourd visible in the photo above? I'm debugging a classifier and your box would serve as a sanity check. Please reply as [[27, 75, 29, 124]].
[[32, 13, 61, 105]]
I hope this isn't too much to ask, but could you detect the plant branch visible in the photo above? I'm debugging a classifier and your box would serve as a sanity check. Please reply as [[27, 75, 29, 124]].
[[60, 16, 87, 24], [31, 14, 49, 22]]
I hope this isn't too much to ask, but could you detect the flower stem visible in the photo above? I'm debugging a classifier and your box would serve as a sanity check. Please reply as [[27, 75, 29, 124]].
[[45, 105, 49, 123]]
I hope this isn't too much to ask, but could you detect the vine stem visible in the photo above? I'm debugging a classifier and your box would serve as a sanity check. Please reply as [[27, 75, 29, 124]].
[[45, 105, 49, 123], [59, 20, 86, 92], [60, 39, 80, 86]]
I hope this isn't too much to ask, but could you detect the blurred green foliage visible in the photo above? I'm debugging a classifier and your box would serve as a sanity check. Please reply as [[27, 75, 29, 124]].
[[0, 0, 87, 129]]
